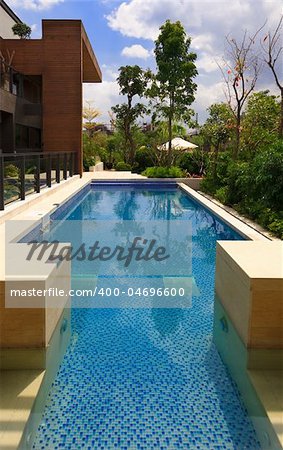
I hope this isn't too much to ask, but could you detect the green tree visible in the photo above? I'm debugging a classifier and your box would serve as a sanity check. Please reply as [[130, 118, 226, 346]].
[[112, 65, 148, 165], [141, 120, 188, 166], [12, 23, 31, 39], [201, 103, 235, 178], [148, 20, 197, 165], [83, 132, 108, 170], [153, 120, 187, 143], [241, 91, 280, 156]]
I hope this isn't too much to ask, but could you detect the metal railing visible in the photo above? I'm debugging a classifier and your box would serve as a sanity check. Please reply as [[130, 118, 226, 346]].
[[0, 151, 76, 210]]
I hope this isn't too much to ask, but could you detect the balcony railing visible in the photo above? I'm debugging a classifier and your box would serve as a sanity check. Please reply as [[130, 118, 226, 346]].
[[0, 151, 76, 210]]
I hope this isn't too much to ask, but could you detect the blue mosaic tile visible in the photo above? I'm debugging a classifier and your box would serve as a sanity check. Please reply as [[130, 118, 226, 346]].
[[32, 186, 259, 449]]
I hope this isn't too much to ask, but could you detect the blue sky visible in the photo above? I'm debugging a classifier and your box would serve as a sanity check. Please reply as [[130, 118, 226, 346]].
[[8, 0, 283, 124]]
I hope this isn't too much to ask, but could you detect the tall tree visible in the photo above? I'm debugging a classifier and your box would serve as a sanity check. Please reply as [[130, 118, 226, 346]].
[[202, 103, 235, 178], [241, 91, 280, 156], [149, 20, 197, 165], [219, 28, 262, 159], [112, 65, 148, 165], [262, 16, 283, 138]]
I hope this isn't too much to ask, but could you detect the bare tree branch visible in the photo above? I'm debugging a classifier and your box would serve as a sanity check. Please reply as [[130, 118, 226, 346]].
[[219, 26, 264, 158], [262, 15, 283, 137]]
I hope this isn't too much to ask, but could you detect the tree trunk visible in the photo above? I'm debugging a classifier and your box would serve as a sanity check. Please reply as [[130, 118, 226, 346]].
[[126, 97, 135, 165], [128, 132, 136, 166], [213, 143, 219, 181], [234, 107, 241, 160], [124, 115, 134, 165], [167, 114, 172, 167]]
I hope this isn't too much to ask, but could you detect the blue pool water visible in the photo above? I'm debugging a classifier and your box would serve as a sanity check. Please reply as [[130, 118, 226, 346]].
[[32, 183, 260, 449]]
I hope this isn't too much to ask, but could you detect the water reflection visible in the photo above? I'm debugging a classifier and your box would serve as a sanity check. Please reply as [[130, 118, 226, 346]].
[[114, 190, 140, 221], [151, 308, 184, 336]]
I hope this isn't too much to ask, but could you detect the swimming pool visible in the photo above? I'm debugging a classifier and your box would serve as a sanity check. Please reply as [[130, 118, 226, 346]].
[[31, 182, 260, 449]]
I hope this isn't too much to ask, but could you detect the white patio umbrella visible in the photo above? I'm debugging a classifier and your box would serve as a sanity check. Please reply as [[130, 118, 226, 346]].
[[159, 137, 198, 152]]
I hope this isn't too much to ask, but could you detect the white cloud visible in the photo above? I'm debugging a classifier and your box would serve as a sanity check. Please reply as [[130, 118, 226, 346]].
[[193, 81, 226, 120], [106, 0, 265, 40], [83, 80, 120, 123], [192, 34, 215, 53], [101, 65, 119, 81], [8, 0, 63, 10], [106, 0, 159, 40], [107, 0, 282, 46], [121, 44, 151, 59], [196, 54, 220, 73]]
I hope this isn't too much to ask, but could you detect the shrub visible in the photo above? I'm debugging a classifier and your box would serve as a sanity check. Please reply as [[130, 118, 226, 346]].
[[115, 162, 132, 171], [5, 164, 19, 178], [268, 218, 283, 239], [214, 186, 229, 204], [178, 150, 207, 175], [200, 151, 232, 194], [200, 140, 283, 239], [236, 202, 283, 239], [142, 166, 185, 178], [134, 147, 154, 173], [250, 141, 283, 211], [225, 161, 250, 205], [83, 156, 96, 171]]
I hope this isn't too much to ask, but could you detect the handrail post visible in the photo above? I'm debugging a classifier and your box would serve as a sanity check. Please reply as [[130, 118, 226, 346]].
[[47, 154, 51, 187], [0, 155, 4, 210], [35, 154, 40, 193], [20, 155, 25, 201], [63, 153, 67, 180], [70, 153, 74, 177], [56, 154, 60, 183]]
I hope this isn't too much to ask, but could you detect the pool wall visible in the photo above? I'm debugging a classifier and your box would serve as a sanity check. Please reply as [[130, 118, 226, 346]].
[[214, 297, 282, 450], [18, 305, 71, 449]]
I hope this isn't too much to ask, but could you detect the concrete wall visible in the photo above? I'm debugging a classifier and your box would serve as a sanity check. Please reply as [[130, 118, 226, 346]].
[[0, 4, 20, 39]]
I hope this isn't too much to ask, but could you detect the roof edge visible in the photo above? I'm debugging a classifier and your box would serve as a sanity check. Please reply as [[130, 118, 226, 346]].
[[0, 0, 22, 25], [81, 22, 102, 83]]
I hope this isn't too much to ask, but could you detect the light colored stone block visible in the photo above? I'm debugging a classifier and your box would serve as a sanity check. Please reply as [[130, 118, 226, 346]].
[[215, 241, 283, 350]]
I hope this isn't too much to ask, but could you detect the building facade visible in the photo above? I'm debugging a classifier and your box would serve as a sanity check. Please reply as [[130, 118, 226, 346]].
[[0, 0, 102, 174]]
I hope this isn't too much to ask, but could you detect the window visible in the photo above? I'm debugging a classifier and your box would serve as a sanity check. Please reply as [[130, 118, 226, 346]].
[[15, 124, 41, 150]]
